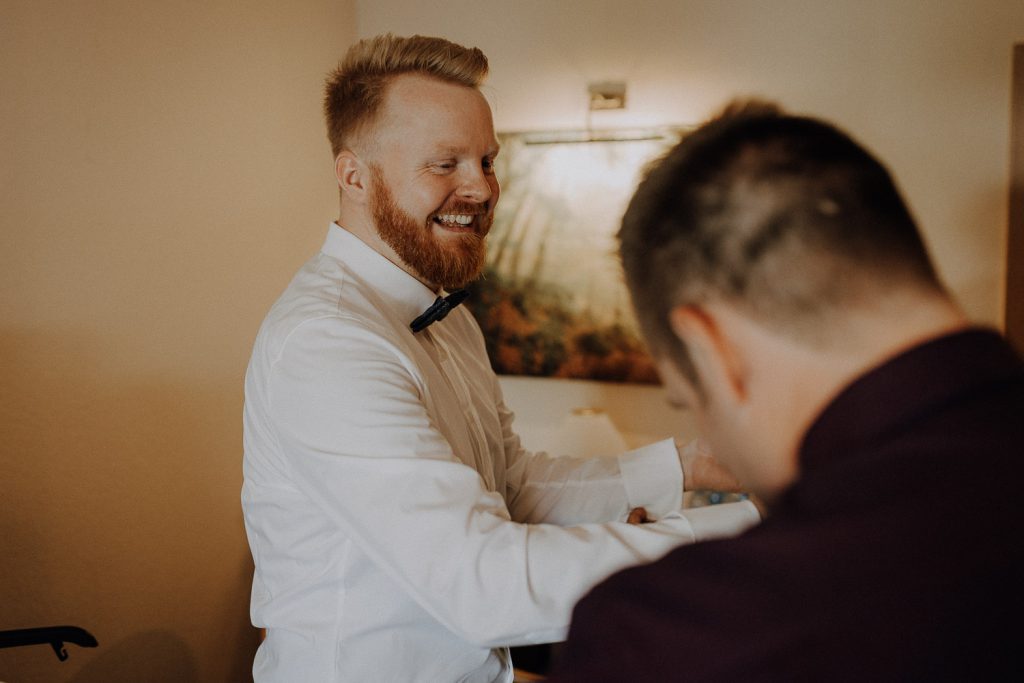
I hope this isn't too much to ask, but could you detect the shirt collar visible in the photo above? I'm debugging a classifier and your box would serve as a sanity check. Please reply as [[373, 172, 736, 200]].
[[799, 327, 1024, 473], [320, 222, 440, 327]]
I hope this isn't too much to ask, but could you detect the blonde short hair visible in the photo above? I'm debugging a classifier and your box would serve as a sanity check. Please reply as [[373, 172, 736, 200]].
[[323, 34, 489, 156]]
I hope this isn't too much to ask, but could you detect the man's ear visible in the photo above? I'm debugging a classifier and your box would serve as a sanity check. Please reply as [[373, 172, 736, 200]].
[[335, 150, 369, 205], [668, 304, 749, 404]]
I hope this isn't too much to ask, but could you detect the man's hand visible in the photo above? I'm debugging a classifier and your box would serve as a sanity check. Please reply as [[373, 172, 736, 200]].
[[676, 437, 743, 492]]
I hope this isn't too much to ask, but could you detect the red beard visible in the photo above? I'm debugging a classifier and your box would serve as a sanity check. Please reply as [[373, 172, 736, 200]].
[[370, 166, 491, 290]]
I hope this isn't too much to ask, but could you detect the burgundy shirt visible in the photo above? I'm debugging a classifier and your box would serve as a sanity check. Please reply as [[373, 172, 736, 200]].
[[548, 329, 1024, 682]]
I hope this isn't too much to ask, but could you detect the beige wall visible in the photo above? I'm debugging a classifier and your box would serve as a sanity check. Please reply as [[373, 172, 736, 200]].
[[0, 1, 355, 680]]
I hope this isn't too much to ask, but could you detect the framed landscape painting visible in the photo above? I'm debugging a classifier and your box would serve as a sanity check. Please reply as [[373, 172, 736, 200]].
[[466, 127, 686, 385]]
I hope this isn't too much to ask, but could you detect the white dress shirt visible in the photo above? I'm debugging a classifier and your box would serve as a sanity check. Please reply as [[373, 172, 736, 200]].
[[241, 224, 759, 682]]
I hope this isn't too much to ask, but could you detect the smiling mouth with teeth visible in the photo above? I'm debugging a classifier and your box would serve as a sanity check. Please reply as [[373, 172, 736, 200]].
[[432, 213, 478, 230]]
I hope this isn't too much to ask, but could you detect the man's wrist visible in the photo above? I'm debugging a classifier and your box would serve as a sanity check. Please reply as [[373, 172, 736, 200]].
[[675, 436, 743, 493], [675, 437, 699, 491]]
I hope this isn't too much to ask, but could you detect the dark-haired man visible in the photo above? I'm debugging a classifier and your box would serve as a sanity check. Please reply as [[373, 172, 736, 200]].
[[241, 36, 759, 682], [548, 101, 1023, 681]]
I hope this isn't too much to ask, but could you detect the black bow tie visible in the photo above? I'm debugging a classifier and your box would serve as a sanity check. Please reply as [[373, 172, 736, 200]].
[[410, 290, 470, 333]]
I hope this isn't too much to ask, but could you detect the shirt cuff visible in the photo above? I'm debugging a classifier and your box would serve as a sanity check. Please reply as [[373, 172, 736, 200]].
[[677, 500, 761, 541], [618, 438, 684, 517]]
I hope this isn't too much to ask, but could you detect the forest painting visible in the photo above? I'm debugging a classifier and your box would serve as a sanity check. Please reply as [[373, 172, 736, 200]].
[[466, 128, 685, 384]]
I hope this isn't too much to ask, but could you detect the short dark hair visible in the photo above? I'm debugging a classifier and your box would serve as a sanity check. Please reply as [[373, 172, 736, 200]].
[[323, 34, 489, 157], [619, 100, 945, 385]]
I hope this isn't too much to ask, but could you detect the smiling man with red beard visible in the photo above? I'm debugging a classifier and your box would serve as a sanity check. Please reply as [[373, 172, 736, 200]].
[[353, 70, 498, 292], [241, 34, 761, 683]]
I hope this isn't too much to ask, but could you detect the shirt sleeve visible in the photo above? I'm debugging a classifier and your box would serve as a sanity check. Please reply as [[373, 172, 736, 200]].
[[267, 315, 756, 647], [499, 407, 685, 524], [495, 377, 760, 534]]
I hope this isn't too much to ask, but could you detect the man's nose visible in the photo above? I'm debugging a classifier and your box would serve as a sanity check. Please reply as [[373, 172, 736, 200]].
[[457, 168, 493, 204]]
